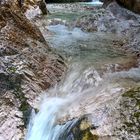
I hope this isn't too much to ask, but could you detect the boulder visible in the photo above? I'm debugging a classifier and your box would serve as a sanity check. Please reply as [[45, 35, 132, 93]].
[[58, 115, 97, 140]]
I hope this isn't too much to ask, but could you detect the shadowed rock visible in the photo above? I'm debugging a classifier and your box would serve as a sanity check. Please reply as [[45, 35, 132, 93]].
[[101, 0, 140, 14], [58, 115, 97, 140]]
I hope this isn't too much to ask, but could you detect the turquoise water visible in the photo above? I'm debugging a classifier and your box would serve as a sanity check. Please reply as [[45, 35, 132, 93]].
[[47, 24, 132, 69]]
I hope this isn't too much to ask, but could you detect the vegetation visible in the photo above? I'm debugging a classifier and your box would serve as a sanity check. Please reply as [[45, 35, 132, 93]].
[[121, 88, 140, 135]]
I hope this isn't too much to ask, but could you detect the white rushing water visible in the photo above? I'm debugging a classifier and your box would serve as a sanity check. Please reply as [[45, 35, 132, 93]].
[[87, 0, 103, 5], [47, 25, 89, 48], [26, 97, 72, 140]]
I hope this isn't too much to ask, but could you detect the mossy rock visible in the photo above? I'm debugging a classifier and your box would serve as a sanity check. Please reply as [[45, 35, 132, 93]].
[[82, 131, 98, 140], [58, 115, 98, 140], [120, 87, 140, 137], [122, 87, 140, 107], [122, 87, 140, 98]]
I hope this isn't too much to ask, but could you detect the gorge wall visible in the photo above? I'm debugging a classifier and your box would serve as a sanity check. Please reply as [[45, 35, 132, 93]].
[[101, 0, 140, 14], [0, 0, 66, 139]]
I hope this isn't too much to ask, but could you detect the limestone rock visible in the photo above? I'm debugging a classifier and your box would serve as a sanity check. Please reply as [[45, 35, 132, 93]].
[[0, 1, 66, 139]]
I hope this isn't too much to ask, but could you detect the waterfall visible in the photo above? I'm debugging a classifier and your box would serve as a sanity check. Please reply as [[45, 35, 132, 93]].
[[26, 67, 102, 140], [26, 97, 72, 140], [26, 65, 127, 140]]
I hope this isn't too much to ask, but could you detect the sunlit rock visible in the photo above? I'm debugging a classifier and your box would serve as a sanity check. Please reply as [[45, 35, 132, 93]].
[[0, 1, 66, 139]]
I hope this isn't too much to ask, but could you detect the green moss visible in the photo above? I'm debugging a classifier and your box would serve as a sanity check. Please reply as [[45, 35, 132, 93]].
[[134, 112, 140, 118], [124, 122, 134, 128], [122, 87, 140, 98], [92, 135, 99, 140], [122, 87, 140, 107], [7, 66, 17, 74], [121, 87, 140, 135], [82, 131, 98, 140]]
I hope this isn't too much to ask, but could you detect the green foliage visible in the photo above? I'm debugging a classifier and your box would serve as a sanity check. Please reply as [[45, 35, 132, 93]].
[[7, 66, 17, 74]]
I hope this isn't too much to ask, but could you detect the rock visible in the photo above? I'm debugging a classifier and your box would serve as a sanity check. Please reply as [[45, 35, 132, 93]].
[[116, 0, 140, 14], [101, 0, 114, 8], [84, 87, 140, 140], [38, 0, 50, 15], [73, 9, 105, 32], [58, 115, 97, 140], [101, 0, 140, 14], [18, 0, 49, 15], [0, 1, 66, 139], [74, 2, 140, 53], [113, 87, 140, 139]]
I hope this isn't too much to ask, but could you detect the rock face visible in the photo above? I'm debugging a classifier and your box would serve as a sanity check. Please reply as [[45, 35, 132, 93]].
[[100, 2, 140, 53], [38, 0, 49, 15], [18, 0, 49, 14], [101, 0, 140, 14], [116, 0, 140, 14], [0, 0, 66, 139]]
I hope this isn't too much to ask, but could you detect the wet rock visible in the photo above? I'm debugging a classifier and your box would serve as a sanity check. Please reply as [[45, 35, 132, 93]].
[[58, 115, 97, 140]]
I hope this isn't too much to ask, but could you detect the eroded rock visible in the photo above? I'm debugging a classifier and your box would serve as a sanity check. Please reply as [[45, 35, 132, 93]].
[[0, 1, 66, 139]]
